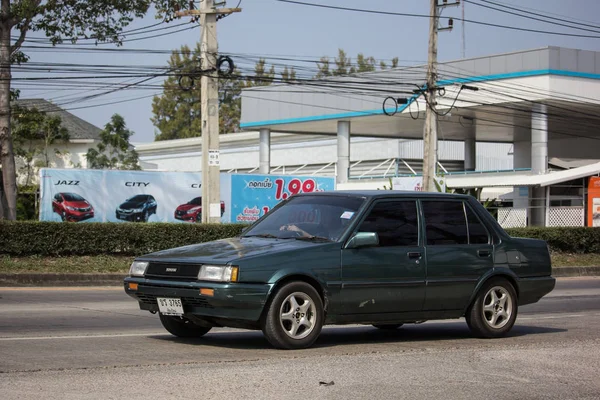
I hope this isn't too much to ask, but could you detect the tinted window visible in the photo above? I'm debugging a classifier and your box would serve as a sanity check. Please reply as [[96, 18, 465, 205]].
[[62, 193, 84, 201], [129, 195, 148, 202], [422, 201, 468, 245], [357, 200, 419, 247], [189, 197, 202, 205], [466, 204, 489, 244]]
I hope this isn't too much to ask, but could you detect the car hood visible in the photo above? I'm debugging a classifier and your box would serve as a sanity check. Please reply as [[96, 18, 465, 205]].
[[137, 236, 331, 264], [66, 200, 91, 209], [177, 204, 201, 211], [119, 200, 145, 209]]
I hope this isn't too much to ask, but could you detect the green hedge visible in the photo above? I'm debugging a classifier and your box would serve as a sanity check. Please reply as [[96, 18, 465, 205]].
[[505, 227, 600, 254], [0, 221, 246, 256], [0, 222, 598, 257]]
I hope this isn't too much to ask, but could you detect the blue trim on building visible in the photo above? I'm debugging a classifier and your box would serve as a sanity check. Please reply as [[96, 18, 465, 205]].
[[240, 69, 600, 128]]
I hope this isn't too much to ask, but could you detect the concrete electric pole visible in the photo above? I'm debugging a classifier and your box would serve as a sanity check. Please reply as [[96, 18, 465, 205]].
[[422, 0, 459, 192], [176, 1, 241, 223]]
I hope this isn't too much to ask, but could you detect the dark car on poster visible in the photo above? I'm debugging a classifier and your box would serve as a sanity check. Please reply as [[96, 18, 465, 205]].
[[116, 194, 157, 222], [124, 191, 555, 349], [174, 197, 225, 222], [52, 192, 94, 222]]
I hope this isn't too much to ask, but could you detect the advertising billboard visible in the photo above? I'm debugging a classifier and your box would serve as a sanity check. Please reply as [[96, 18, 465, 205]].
[[587, 176, 600, 227], [392, 176, 446, 192], [40, 168, 232, 223], [39, 169, 335, 224], [229, 174, 336, 223]]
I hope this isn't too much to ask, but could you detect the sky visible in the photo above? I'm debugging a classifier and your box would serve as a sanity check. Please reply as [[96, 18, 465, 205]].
[[13, 0, 600, 143]]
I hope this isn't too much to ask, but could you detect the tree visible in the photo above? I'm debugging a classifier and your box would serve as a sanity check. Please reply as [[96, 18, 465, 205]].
[[11, 104, 69, 185], [85, 114, 140, 170], [316, 49, 400, 78], [152, 45, 284, 139], [151, 44, 203, 141], [0, 0, 188, 220]]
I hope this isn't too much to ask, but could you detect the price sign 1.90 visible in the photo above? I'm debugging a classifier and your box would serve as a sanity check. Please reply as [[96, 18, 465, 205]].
[[274, 178, 318, 200]]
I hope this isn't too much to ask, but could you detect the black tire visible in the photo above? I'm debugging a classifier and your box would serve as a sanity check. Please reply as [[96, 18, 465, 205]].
[[61, 211, 66, 222], [159, 314, 212, 338], [196, 213, 202, 223], [466, 278, 518, 338], [373, 324, 404, 330], [261, 281, 324, 350], [143, 210, 149, 222]]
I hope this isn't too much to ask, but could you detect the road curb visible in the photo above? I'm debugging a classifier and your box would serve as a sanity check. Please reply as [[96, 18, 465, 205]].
[[0, 266, 598, 286], [0, 273, 126, 287]]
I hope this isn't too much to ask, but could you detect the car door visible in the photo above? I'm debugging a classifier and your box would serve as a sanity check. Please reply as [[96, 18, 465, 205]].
[[340, 199, 426, 315], [421, 199, 494, 311]]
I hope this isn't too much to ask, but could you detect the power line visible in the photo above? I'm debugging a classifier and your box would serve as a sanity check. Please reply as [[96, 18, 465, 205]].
[[463, 0, 600, 34], [275, 0, 600, 38]]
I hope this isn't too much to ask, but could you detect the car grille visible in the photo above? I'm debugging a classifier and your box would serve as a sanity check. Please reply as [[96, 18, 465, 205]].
[[134, 293, 213, 308], [175, 210, 186, 216], [145, 262, 202, 281], [118, 209, 134, 214], [78, 207, 91, 212]]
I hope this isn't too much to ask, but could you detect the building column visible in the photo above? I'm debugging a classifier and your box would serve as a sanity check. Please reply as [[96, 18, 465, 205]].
[[337, 121, 350, 185], [530, 103, 548, 226], [259, 128, 270, 174], [464, 138, 476, 171]]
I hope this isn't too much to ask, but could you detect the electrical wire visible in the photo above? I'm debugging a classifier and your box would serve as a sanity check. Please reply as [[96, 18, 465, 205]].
[[463, 0, 600, 34], [275, 0, 600, 39]]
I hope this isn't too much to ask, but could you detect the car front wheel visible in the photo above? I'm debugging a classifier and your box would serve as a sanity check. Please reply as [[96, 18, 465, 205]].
[[159, 314, 212, 338], [466, 278, 518, 338], [261, 281, 324, 349]]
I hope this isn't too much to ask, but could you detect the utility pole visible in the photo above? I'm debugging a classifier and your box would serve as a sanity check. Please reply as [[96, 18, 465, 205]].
[[176, 1, 241, 223], [422, 0, 459, 192]]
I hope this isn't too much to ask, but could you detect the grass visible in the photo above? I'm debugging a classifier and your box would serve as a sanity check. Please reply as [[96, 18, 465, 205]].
[[0, 252, 599, 274], [0, 255, 132, 274]]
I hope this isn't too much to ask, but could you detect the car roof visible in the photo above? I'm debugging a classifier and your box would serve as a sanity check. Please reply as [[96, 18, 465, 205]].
[[295, 190, 471, 200]]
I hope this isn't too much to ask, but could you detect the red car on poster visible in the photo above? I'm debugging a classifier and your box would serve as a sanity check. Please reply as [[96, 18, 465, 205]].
[[52, 192, 94, 222], [174, 197, 225, 222]]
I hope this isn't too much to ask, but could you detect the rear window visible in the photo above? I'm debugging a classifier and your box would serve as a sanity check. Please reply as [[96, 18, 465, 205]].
[[422, 201, 468, 245]]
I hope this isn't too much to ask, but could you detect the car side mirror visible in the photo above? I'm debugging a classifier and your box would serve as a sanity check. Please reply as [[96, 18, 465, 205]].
[[346, 232, 379, 249]]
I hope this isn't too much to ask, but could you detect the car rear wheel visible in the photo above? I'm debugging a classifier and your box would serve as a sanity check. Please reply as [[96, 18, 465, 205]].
[[373, 324, 404, 330], [158, 314, 212, 338], [466, 278, 518, 338], [261, 281, 324, 349]]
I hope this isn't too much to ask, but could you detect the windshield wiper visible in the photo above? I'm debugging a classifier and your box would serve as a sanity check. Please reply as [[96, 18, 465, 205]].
[[243, 234, 279, 239], [294, 235, 331, 242]]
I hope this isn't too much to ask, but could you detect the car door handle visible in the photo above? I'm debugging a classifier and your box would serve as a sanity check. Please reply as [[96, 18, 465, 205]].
[[407, 252, 422, 259], [478, 249, 491, 257]]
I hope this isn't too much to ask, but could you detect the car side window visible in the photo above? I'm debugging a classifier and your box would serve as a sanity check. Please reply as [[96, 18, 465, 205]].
[[422, 201, 468, 245], [465, 204, 490, 244], [357, 200, 419, 247]]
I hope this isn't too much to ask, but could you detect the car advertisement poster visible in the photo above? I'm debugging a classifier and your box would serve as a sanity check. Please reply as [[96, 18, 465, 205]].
[[229, 174, 336, 223], [587, 176, 600, 227], [39, 168, 232, 223]]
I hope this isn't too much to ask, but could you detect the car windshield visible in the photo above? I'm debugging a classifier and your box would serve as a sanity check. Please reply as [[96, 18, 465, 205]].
[[242, 195, 365, 242], [188, 197, 202, 205], [128, 195, 148, 202], [62, 193, 84, 201]]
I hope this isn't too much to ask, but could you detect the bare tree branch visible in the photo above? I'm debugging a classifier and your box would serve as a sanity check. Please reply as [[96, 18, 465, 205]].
[[11, 18, 30, 54]]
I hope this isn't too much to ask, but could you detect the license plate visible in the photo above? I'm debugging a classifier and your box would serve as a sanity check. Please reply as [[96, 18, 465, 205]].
[[157, 297, 184, 316]]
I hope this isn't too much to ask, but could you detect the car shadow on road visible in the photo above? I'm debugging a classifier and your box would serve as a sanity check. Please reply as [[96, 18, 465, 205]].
[[149, 321, 566, 350]]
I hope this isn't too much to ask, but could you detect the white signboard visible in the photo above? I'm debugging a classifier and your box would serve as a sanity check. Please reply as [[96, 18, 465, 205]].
[[392, 176, 446, 192]]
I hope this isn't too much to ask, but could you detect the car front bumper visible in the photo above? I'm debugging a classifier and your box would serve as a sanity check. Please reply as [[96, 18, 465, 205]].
[[124, 277, 272, 322], [116, 211, 144, 221]]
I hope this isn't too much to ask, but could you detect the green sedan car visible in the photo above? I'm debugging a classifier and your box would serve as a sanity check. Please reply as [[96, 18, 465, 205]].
[[124, 191, 555, 349]]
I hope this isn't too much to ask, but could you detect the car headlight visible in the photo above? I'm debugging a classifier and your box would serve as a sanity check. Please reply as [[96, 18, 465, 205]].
[[129, 261, 148, 277], [186, 206, 201, 214], [65, 206, 76, 211], [198, 265, 239, 282]]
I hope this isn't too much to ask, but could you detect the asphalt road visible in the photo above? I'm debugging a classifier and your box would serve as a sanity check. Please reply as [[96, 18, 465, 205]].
[[0, 278, 599, 399]]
